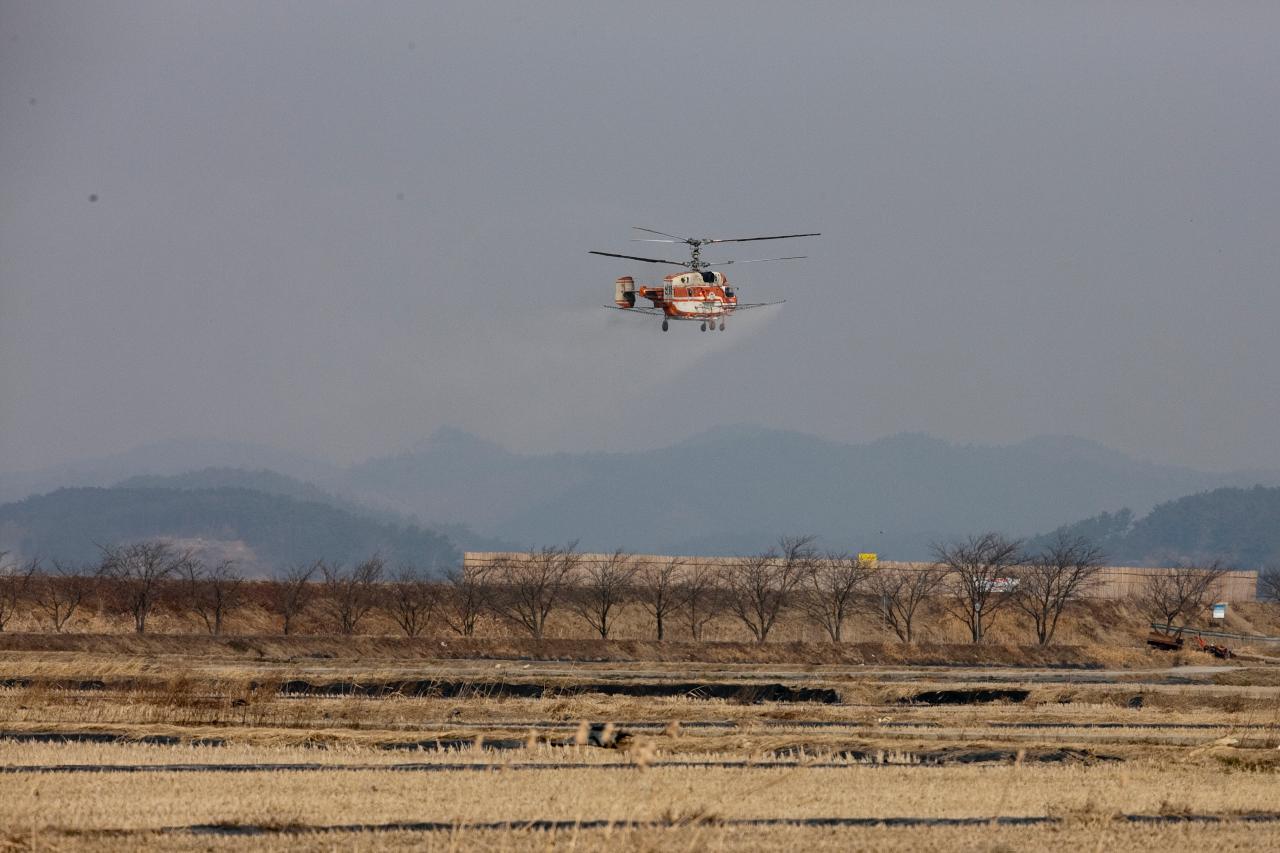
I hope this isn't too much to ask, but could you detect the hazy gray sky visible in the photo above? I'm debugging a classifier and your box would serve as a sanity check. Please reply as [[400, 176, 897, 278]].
[[3, 1, 1278, 473]]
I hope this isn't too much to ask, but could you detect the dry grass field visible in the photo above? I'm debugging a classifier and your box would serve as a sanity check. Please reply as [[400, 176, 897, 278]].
[[2, 628, 1280, 851]]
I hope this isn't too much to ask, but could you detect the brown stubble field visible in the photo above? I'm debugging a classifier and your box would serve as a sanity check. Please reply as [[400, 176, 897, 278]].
[[2, 636, 1279, 850]]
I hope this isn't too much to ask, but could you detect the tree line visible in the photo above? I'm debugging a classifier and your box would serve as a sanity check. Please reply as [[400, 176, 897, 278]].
[[0, 535, 1263, 644]]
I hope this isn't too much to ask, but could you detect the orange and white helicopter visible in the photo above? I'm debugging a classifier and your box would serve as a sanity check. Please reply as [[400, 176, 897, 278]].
[[591, 227, 819, 332]]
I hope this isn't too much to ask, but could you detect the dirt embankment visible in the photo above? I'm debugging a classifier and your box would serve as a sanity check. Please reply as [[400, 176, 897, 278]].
[[0, 632, 1157, 668]]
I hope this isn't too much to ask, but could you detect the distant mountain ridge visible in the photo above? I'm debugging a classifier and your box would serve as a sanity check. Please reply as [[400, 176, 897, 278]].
[[0, 438, 341, 505], [1030, 485, 1280, 568], [113, 467, 518, 554], [0, 486, 459, 572], [342, 425, 1279, 559], [117, 468, 416, 526], [4, 426, 1278, 561]]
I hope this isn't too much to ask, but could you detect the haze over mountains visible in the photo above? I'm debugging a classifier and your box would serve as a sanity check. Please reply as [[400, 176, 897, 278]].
[[2, 426, 1278, 566]]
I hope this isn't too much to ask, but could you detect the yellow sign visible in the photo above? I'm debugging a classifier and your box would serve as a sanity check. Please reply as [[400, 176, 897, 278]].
[[857, 553, 878, 564]]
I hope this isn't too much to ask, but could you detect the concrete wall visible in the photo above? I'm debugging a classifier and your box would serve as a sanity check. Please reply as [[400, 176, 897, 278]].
[[463, 552, 1258, 603]]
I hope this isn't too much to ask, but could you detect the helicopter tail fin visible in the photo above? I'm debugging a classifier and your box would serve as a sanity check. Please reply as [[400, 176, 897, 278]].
[[614, 276, 636, 308]]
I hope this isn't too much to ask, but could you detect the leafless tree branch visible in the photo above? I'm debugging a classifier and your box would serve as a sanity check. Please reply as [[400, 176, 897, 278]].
[[99, 541, 190, 634], [439, 564, 493, 637], [320, 555, 385, 635], [489, 543, 580, 640], [31, 560, 96, 632], [681, 560, 722, 642], [722, 536, 815, 643], [179, 559, 245, 636], [864, 564, 946, 643], [1013, 534, 1105, 645], [795, 552, 873, 643], [268, 561, 321, 636], [0, 552, 36, 631], [387, 564, 438, 638], [570, 550, 636, 640], [1139, 561, 1229, 629], [636, 557, 683, 641], [933, 533, 1024, 643]]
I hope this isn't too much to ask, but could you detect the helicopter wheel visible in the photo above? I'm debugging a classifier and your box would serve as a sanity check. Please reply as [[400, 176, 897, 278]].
[[719, 322, 726, 331], [661, 320, 669, 332], [700, 322, 707, 332]]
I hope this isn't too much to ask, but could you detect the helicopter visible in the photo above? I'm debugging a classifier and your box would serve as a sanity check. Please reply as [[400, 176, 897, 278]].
[[591, 227, 819, 332]]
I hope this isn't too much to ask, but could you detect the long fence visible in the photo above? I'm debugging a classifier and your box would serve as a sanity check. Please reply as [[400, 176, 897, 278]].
[[1149, 623, 1280, 647], [463, 552, 1259, 603]]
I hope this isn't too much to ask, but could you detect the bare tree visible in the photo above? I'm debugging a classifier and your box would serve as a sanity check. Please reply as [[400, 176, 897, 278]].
[[1258, 566, 1280, 603], [1013, 534, 1105, 645], [0, 552, 36, 631], [31, 560, 95, 632], [387, 564, 437, 637], [681, 560, 722, 641], [796, 552, 873, 643], [934, 533, 1024, 643], [636, 557, 683, 641], [439, 564, 492, 637], [320, 555, 385, 635], [570, 550, 636, 639], [269, 561, 321, 635], [100, 541, 190, 634], [179, 559, 245, 636], [1139, 562, 1229, 629], [722, 536, 815, 643], [489, 544, 579, 639], [865, 564, 946, 643]]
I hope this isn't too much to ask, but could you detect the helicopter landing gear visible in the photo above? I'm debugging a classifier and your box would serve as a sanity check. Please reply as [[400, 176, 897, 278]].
[[700, 322, 707, 332], [719, 322, 726, 331], [661, 319, 669, 332]]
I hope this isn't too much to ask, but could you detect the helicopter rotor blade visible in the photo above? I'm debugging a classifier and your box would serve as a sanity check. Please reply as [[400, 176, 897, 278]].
[[707, 255, 807, 267], [702, 232, 821, 245], [632, 226, 691, 242], [589, 250, 690, 267]]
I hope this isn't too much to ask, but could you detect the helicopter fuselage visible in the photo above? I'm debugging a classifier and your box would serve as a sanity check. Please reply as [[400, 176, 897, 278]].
[[615, 271, 738, 320]]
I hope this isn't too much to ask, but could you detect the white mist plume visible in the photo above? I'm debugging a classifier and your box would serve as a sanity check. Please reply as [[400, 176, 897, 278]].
[[373, 303, 783, 453]]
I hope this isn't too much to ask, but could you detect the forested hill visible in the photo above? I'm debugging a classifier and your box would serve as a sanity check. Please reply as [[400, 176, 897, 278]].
[[0, 486, 459, 572], [113, 467, 517, 553], [1029, 486, 1280, 568], [118, 467, 346, 508], [116, 467, 417, 526]]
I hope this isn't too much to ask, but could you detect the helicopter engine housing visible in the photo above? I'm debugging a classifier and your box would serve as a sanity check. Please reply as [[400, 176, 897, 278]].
[[614, 276, 636, 308]]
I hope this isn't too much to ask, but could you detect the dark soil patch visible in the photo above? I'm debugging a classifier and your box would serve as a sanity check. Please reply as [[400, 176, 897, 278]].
[[0, 760, 886, 774], [0, 754, 1123, 775], [175, 816, 1058, 835], [378, 738, 526, 751], [909, 746, 1121, 765], [0, 731, 227, 746], [773, 746, 1121, 765], [1, 678, 124, 692], [277, 679, 840, 704], [0, 731, 526, 751], [167, 812, 1280, 836], [901, 688, 1030, 705]]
